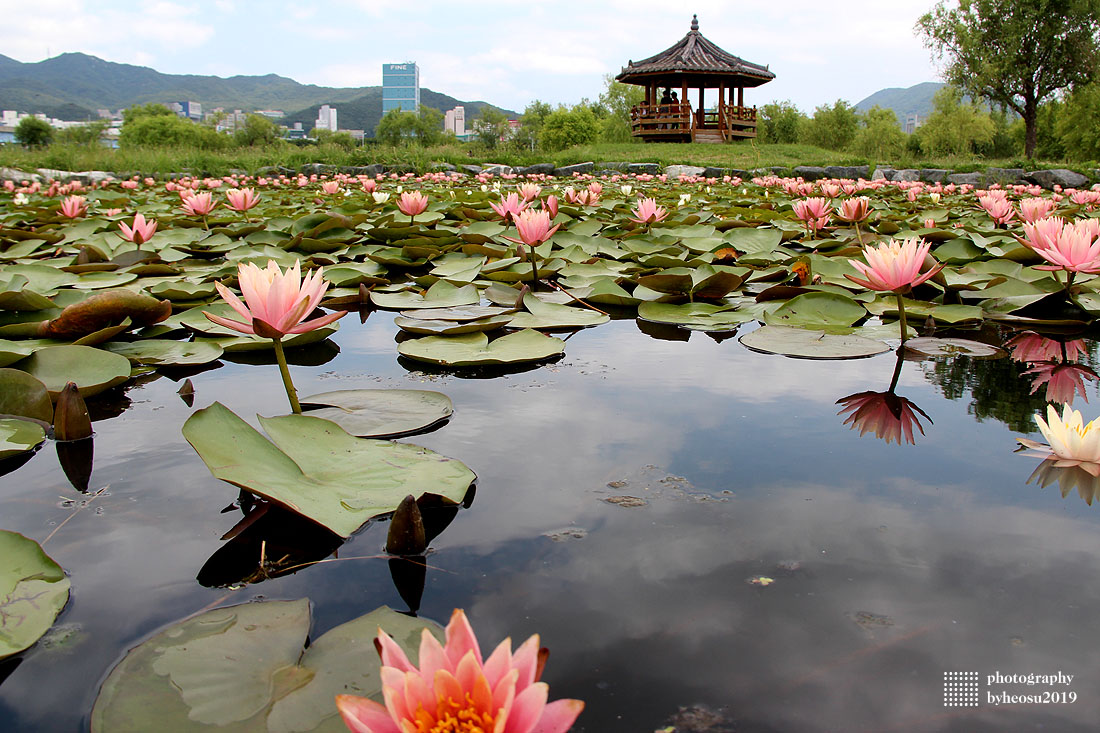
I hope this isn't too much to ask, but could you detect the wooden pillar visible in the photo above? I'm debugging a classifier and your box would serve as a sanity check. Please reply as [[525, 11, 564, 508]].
[[680, 79, 687, 131], [737, 87, 744, 110], [698, 87, 704, 128], [718, 83, 725, 132]]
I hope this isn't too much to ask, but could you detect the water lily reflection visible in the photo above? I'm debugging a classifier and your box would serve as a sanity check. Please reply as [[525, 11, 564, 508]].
[[1024, 362, 1098, 405], [836, 351, 932, 445], [1026, 461, 1100, 506]]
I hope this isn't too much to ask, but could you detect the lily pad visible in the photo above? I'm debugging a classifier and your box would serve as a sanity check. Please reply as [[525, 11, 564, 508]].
[[394, 314, 512, 335], [637, 301, 752, 331], [739, 325, 890, 359], [182, 402, 475, 537], [102, 339, 225, 366], [91, 601, 440, 733], [399, 305, 513, 322], [369, 281, 479, 310], [397, 329, 565, 367], [300, 389, 453, 437], [0, 531, 70, 659], [0, 369, 53, 423], [903, 337, 1006, 359], [765, 291, 867, 328], [507, 292, 610, 330], [36, 290, 172, 339], [13, 345, 132, 398], [0, 418, 46, 459], [0, 339, 36, 368]]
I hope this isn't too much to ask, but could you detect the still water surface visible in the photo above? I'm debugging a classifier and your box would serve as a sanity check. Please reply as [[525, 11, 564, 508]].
[[2, 313, 1099, 732]]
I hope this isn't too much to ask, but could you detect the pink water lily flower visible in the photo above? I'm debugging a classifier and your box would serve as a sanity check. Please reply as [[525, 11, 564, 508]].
[[226, 187, 261, 212], [118, 213, 157, 246], [543, 195, 558, 218], [503, 209, 561, 247], [1023, 218, 1100, 273], [397, 191, 429, 220], [59, 195, 87, 218], [321, 180, 341, 195], [204, 259, 345, 337], [516, 182, 542, 202], [835, 196, 870, 223], [978, 194, 1016, 226], [630, 197, 669, 225], [846, 237, 943, 293], [793, 197, 831, 233], [1019, 197, 1056, 223], [490, 193, 529, 222], [335, 608, 584, 733], [180, 191, 217, 216]]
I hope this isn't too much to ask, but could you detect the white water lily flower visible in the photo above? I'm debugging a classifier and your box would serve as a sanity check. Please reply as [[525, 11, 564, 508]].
[[620, 184, 633, 196], [1018, 404, 1100, 474], [13, 193, 28, 205], [678, 193, 692, 206], [371, 192, 390, 204]]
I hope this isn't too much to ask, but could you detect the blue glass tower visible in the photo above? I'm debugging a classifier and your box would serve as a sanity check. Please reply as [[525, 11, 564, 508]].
[[382, 63, 420, 115]]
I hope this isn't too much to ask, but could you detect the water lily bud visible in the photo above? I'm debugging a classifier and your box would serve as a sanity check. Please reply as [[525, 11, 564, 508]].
[[53, 382, 92, 441], [56, 437, 94, 493], [386, 494, 427, 555]]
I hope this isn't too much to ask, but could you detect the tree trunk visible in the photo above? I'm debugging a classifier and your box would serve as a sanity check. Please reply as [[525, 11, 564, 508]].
[[1023, 94, 1038, 160]]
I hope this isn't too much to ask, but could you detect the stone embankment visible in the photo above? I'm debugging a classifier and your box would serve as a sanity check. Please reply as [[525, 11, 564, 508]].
[[1, 163, 1096, 190]]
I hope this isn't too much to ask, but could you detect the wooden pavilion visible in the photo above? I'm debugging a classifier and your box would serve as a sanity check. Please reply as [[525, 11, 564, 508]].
[[616, 14, 775, 143]]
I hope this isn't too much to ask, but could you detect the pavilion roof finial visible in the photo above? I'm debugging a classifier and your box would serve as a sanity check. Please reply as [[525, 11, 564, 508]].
[[691, 14, 699, 31]]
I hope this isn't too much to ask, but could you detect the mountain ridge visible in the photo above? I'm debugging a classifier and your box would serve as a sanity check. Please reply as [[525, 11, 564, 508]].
[[0, 53, 516, 135]]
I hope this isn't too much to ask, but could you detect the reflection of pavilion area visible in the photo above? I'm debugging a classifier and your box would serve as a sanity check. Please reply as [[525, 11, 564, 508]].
[[617, 15, 774, 143]]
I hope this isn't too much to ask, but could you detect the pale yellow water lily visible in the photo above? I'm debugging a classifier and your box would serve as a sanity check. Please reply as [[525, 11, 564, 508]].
[[1018, 404, 1100, 474]]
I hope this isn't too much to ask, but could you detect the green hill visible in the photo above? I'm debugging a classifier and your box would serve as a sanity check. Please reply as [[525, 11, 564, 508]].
[[0, 53, 516, 133], [855, 82, 945, 126]]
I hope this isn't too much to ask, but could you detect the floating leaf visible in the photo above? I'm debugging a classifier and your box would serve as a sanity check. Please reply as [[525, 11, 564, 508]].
[[37, 290, 171, 339], [91, 601, 440, 733], [301, 389, 453, 437], [739, 325, 889, 359], [182, 402, 475, 537], [0, 339, 36, 368], [397, 329, 565, 367], [0, 368, 53, 422], [369, 281, 479, 310], [399, 305, 512, 322], [903, 337, 1006, 359], [394, 314, 512, 335], [102, 339, 224, 366], [0, 531, 70, 659], [765, 291, 867, 328], [506, 292, 609, 330], [0, 418, 45, 459], [637, 301, 751, 331], [14, 345, 132, 398]]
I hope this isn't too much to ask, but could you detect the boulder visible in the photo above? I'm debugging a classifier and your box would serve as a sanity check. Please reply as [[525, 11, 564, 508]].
[[298, 163, 337, 176], [985, 167, 1026, 185], [429, 162, 457, 172], [554, 162, 594, 177], [792, 165, 827, 181], [516, 163, 555, 176], [481, 164, 514, 176], [664, 165, 707, 178], [627, 163, 660, 175], [597, 161, 630, 171], [0, 167, 40, 183], [823, 165, 870, 179], [947, 172, 985, 187], [920, 169, 951, 183], [872, 167, 895, 181], [893, 169, 921, 182], [75, 171, 115, 185], [701, 167, 727, 179], [728, 169, 751, 180], [768, 166, 789, 176], [1026, 168, 1088, 189], [460, 165, 484, 176]]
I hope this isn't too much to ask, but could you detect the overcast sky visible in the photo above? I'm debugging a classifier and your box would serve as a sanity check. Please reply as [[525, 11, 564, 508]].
[[0, 0, 946, 113]]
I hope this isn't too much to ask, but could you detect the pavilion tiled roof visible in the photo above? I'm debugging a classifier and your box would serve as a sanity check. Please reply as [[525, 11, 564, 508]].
[[617, 14, 775, 87]]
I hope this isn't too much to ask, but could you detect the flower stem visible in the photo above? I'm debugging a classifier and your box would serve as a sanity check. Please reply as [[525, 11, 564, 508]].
[[895, 291, 909, 345], [529, 248, 539, 288], [271, 337, 301, 414], [854, 222, 863, 247]]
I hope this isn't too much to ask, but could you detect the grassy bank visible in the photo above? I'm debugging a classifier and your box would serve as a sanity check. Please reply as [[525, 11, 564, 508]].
[[0, 140, 1085, 177]]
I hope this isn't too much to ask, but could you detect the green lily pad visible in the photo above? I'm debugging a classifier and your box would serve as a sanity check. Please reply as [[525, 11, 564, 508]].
[[723, 227, 783, 254], [0, 275, 56, 311], [301, 389, 453, 437], [182, 402, 475, 537], [14, 345, 132, 398], [765, 291, 867, 328], [0, 339, 36, 368], [394, 314, 512, 335], [146, 280, 218, 301], [201, 324, 339, 352], [902, 337, 1006, 359], [369, 281, 480, 310], [91, 601, 440, 733], [637, 301, 752, 331], [0, 368, 53, 423], [739, 325, 890, 359], [399, 305, 512, 322], [102, 339, 224, 366], [397, 329, 565, 367], [507, 292, 610, 330], [0, 418, 46, 459], [0, 531, 70, 659]]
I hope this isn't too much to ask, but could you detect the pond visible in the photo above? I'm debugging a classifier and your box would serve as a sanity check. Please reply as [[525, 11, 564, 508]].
[[2, 173, 1100, 731], [2, 310, 1099, 731]]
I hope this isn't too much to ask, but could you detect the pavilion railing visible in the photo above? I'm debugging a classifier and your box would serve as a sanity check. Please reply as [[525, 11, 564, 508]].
[[629, 103, 692, 134]]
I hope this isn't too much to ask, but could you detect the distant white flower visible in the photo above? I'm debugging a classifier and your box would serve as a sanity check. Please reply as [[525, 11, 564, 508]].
[[678, 193, 692, 206], [13, 193, 28, 205], [620, 184, 633, 196], [930, 192, 941, 203], [371, 192, 390, 204]]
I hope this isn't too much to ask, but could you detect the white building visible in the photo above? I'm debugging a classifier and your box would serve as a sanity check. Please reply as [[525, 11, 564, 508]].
[[315, 104, 338, 132], [444, 106, 465, 136]]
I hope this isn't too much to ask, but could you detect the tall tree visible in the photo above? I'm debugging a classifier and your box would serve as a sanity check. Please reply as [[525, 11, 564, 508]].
[[916, 0, 1100, 159]]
